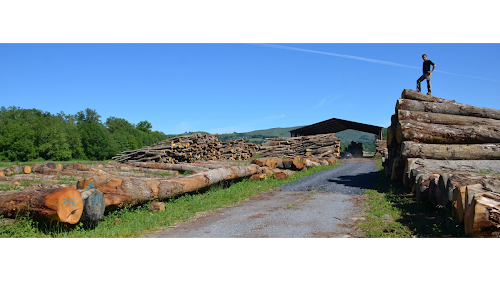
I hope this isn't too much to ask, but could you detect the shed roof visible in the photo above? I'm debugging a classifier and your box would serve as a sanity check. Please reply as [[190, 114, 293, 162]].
[[289, 117, 383, 137]]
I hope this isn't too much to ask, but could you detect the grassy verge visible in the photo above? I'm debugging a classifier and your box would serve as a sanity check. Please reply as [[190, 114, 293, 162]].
[[0, 162, 342, 238], [357, 157, 466, 237]]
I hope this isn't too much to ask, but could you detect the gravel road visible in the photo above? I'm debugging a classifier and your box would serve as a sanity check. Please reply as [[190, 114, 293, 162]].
[[149, 159, 379, 238]]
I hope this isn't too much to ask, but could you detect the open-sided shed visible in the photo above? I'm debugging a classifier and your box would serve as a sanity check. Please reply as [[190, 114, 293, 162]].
[[289, 117, 383, 139]]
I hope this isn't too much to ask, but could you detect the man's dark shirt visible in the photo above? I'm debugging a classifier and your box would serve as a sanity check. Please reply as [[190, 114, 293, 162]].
[[423, 60, 435, 74]]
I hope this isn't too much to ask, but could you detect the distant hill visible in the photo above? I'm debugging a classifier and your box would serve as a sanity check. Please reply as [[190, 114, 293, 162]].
[[218, 126, 380, 152], [217, 126, 303, 144]]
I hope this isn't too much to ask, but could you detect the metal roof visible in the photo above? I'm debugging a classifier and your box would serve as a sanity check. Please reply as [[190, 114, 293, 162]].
[[289, 117, 383, 137]]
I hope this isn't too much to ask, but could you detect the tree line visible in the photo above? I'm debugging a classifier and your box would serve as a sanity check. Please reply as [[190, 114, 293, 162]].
[[0, 106, 173, 162]]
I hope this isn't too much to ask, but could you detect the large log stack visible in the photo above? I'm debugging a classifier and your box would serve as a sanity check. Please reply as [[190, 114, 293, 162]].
[[112, 133, 261, 164], [386, 89, 500, 237], [258, 133, 341, 159]]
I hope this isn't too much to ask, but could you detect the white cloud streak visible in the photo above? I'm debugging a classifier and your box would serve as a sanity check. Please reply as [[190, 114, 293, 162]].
[[253, 43, 498, 82]]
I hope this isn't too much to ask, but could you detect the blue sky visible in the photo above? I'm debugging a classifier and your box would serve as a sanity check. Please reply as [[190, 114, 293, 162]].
[[1, 43, 499, 135]]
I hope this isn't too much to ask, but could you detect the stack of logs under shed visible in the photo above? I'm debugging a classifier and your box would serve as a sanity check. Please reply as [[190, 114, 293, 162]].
[[386, 89, 500, 237], [112, 133, 260, 163], [258, 133, 341, 159]]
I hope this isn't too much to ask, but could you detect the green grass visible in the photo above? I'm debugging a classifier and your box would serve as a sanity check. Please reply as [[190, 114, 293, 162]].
[[0, 159, 110, 170], [0, 162, 342, 238], [357, 157, 466, 238]]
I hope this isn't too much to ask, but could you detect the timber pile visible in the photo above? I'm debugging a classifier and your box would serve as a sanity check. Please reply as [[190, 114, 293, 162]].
[[111, 133, 260, 164], [258, 133, 341, 159], [385, 89, 500, 237], [347, 141, 363, 157], [375, 140, 388, 158]]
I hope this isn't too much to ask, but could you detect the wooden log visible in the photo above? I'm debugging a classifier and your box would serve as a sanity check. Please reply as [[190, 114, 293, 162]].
[[452, 186, 467, 224], [400, 89, 455, 103], [129, 162, 209, 173], [391, 157, 405, 181], [0, 187, 83, 224], [248, 174, 267, 182], [77, 165, 262, 209], [78, 189, 106, 225], [397, 109, 500, 127], [415, 172, 439, 201], [272, 169, 296, 180], [396, 98, 500, 120], [283, 158, 292, 169], [401, 141, 500, 160], [292, 156, 307, 170], [23, 165, 31, 174], [150, 202, 166, 212], [396, 120, 500, 144], [464, 192, 500, 237]]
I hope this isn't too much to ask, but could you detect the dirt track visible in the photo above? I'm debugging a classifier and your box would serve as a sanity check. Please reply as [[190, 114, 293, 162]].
[[149, 158, 378, 238]]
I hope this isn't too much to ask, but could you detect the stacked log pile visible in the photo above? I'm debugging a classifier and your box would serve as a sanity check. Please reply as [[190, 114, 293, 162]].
[[347, 141, 363, 157], [375, 140, 388, 158], [112, 133, 260, 163], [386, 89, 500, 237], [258, 133, 341, 159]]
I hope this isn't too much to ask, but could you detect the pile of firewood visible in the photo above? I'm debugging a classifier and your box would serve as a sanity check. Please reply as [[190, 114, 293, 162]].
[[112, 133, 260, 164], [385, 89, 500, 237], [258, 133, 341, 159]]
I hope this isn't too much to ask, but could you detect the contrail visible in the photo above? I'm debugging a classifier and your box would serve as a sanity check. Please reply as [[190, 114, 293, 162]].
[[253, 43, 498, 82]]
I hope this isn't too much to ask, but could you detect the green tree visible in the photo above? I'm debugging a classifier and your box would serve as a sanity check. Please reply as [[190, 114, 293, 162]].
[[79, 122, 110, 160], [136, 120, 152, 133], [38, 125, 72, 161]]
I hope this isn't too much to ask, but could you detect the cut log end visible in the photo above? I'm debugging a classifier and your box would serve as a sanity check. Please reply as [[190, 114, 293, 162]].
[[44, 188, 84, 224]]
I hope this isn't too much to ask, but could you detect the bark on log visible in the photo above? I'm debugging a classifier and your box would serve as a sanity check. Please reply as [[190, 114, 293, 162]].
[[404, 159, 500, 184], [396, 120, 500, 144], [396, 98, 500, 120], [76, 165, 262, 209], [400, 89, 455, 103], [401, 141, 500, 160], [129, 162, 209, 173], [0, 187, 83, 224], [397, 109, 500, 127]]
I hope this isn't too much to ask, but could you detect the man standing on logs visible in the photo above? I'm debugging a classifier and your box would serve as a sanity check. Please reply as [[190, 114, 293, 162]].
[[416, 54, 436, 95]]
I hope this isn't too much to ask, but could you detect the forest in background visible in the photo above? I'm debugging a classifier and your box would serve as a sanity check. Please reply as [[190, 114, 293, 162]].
[[0, 106, 173, 162]]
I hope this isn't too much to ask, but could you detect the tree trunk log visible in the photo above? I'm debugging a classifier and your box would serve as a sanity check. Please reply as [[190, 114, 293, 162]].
[[401, 141, 500, 160], [0, 187, 83, 224], [396, 98, 500, 120], [76, 165, 262, 209], [400, 89, 455, 103], [396, 120, 500, 144], [397, 109, 500, 127], [128, 162, 209, 173]]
